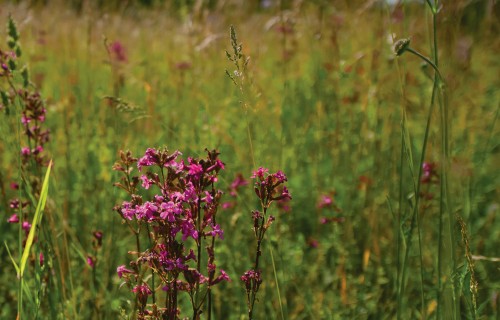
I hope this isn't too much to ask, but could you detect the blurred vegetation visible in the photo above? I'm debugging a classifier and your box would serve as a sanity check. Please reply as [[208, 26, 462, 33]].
[[0, 0, 498, 319]]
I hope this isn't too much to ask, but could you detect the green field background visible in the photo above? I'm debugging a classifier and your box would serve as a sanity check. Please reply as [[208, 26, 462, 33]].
[[0, 1, 498, 319]]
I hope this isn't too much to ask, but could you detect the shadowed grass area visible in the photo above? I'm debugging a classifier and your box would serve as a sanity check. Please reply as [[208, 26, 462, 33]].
[[0, 1, 498, 319]]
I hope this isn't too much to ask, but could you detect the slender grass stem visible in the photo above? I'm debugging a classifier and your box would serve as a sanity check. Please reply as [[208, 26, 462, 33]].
[[269, 245, 285, 320]]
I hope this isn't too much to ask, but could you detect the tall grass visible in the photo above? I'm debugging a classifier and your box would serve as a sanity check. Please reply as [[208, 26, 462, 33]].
[[0, 1, 498, 319]]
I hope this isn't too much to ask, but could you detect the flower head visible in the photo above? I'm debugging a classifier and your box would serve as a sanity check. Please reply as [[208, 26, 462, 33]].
[[251, 167, 269, 180], [109, 41, 127, 62], [87, 256, 95, 268], [318, 194, 333, 209], [117, 265, 135, 278], [7, 214, 19, 223], [39, 252, 44, 266], [394, 38, 411, 56]]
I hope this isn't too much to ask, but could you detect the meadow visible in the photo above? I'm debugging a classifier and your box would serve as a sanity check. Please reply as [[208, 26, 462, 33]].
[[0, 0, 498, 319]]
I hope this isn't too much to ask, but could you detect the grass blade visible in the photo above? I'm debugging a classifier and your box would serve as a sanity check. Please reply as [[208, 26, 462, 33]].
[[4, 242, 20, 274], [19, 160, 52, 278]]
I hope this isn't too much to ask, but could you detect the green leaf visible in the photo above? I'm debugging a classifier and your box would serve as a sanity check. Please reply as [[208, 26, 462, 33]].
[[20, 66, 29, 88], [7, 38, 16, 49], [4, 242, 20, 274], [1, 91, 9, 113], [19, 160, 52, 278], [15, 45, 22, 58], [8, 15, 19, 42], [8, 59, 16, 71]]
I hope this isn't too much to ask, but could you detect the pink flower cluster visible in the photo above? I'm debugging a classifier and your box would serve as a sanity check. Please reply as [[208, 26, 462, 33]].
[[113, 148, 230, 318]]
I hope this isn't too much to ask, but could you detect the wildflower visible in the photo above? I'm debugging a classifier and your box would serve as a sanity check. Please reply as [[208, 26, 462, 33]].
[[211, 269, 230, 285], [117, 265, 134, 278], [308, 238, 319, 248], [421, 162, 438, 184], [317, 194, 333, 209], [132, 284, 152, 309], [109, 41, 127, 62], [274, 170, 287, 183], [22, 221, 31, 233], [222, 201, 235, 210], [180, 219, 198, 241], [317, 192, 341, 212], [33, 146, 43, 154], [277, 197, 291, 212], [140, 175, 152, 189], [251, 167, 269, 180], [119, 201, 136, 220], [280, 186, 292, 200], [132, 285, 153, 295], [229, 173, 248, 196], [202, 191, 214, 203], [241, 269, 262, 292], [208, 223, 224, 239], [21, 115, 30, 125], [9, 199, 19, 209], [39, 252, 44, 267], [183, 268, 202, 286], [87, 256, 95, 268], [159, 201, 180, 222], [188, 159, 203, 178], [7, 214, 19, 223], [93, 230, 103, 246], [320, 216, 345, 224], [137, 148, 157, 170]]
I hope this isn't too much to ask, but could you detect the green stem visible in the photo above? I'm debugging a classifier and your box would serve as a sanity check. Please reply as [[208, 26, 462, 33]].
[[406, 47, 444, 83]]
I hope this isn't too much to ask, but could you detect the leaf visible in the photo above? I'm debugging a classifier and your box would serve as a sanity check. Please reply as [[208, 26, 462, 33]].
[[19, 160, 52, 278], [8, 15, 19, 41], [20, 66, 29, 88], [4, 242, 20, 274]]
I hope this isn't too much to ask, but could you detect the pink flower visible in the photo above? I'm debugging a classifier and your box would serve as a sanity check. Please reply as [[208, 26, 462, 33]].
[[202, 191, 213, 203], [33, 146, 43, 154], [109, 41, 127, 62], [281, 186, 292, 200], [21, 115, 30, 125], [140, 175, 152, 189], [251, 167, 269, 179], [222, 201, 235, 210], [318, 195, 333, 209], [274, 170, 287, 183], [211, 269, 230, 285], [188, 161, 203, 178], [132, 284, 152, 295], [9, 199, 20, 209], [120, 201, 136, 220], [229, 173, 248, 196], [117, 265, 134, 278], [22, 221, 31, 232], [137, 148, 157, 170], [87, 256, 95, 268], [7, 214, 19, 223], [208, 223, 224, 239], [308, 238, 319, 248]]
